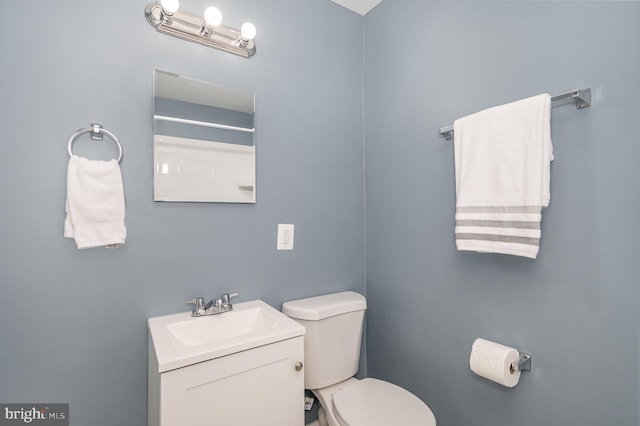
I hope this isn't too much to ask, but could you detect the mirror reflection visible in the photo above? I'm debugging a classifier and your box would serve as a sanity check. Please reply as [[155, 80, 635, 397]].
[[153, 70, 256, 203]]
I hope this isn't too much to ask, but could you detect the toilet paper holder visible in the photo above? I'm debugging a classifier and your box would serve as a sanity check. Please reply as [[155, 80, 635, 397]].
[[510, 352, 532, 374]]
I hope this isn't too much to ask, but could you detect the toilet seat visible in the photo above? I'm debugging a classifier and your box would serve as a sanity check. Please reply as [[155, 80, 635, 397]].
[[332, 378, 436, 426]]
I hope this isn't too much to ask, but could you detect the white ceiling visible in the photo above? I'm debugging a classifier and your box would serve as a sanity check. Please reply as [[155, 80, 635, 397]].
[[331, 0, 383, 15]]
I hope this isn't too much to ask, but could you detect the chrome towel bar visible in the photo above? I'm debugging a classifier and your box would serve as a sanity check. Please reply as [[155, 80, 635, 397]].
[[439, 88, 591, 140]]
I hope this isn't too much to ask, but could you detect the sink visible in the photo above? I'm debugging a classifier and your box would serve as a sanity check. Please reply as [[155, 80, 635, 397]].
[[148, 300, 305, 372], [166, 306, 281, 349]]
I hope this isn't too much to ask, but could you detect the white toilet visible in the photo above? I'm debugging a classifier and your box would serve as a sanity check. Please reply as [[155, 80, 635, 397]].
[[282, 291, 436, 426]]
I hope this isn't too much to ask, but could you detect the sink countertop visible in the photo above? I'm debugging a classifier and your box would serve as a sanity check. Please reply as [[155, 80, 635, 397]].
[[148, 299, 305, 372]]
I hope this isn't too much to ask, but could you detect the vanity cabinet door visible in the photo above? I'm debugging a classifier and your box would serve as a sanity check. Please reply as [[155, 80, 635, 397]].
[[158, 336, 304, 426]]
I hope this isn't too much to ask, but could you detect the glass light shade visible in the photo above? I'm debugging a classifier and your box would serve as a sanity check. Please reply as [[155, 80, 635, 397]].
[[241, 22, 256, 40], [160, 0, 180, 14], [204, 7, 222, 27]]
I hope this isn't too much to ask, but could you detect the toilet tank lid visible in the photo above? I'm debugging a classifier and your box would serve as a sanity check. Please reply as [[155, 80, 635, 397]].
[[282, 291, 366, 320]]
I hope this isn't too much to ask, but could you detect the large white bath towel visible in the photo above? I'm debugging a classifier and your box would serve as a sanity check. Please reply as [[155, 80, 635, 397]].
[[453, 94, 552, 259], [64, 155, 126, 249]]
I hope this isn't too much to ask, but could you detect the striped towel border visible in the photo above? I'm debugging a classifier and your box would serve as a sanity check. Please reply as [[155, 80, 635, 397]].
[[455, 206, 542, 259]]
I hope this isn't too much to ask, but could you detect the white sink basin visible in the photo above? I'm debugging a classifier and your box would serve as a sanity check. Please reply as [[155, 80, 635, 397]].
[[166, 306, 281, 349], [148, 300, 305, 372]]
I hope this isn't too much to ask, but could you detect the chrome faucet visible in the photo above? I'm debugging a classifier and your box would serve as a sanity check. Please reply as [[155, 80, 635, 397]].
[[186, 293, 239, 317]]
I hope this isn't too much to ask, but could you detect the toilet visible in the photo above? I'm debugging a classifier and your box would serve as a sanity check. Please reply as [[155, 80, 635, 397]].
[[282, 291, 436, 426]]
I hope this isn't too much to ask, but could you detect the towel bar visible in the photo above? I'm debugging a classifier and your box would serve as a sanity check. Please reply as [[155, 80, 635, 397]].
[[67, 123, 123, 163], [438, 88, 591, 140]]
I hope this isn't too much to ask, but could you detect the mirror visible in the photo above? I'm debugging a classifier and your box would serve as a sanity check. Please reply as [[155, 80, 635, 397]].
[[153, 70, 255, 203]]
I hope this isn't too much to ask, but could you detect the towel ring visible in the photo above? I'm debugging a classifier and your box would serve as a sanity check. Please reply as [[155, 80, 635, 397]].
[[67, 123, 123, 163]]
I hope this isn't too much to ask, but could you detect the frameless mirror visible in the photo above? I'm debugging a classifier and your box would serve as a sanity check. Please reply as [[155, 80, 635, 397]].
[[153, 70, 255, 203]]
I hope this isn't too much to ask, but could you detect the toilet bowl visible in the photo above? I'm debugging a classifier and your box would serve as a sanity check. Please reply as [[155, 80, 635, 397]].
[[282, 291, 436, 426], [314, 377, 436, 426]]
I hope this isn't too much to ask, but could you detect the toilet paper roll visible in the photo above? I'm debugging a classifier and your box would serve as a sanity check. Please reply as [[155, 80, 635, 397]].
[[469, 338, 521, 387]]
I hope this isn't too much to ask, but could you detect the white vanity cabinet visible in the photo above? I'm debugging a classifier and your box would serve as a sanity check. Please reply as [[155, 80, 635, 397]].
[[147, 301, 306, 426], [149, 336, 304, 426]]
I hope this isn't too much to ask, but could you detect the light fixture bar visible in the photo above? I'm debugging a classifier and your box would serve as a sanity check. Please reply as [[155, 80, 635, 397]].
[[145, 3, 256, 58]]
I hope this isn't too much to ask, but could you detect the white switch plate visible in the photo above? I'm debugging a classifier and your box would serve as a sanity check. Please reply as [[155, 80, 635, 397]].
[[277, 224, 294, 250]]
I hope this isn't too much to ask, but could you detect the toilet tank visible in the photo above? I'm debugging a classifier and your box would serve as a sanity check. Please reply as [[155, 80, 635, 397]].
[[282, 291, 366, 390]]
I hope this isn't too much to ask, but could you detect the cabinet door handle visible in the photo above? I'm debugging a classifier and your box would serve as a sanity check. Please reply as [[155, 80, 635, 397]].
[[295, 362, 303, 371]]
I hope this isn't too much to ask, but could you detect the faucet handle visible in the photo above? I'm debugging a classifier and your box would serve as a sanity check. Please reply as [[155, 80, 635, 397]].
[[186, 297, 205, 307], [186, 297, 206, 315], [222, 293, 239, 304]]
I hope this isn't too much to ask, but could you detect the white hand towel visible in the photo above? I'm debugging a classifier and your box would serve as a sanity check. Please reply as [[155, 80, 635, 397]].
[[453, 94, 552, 259], [64, 155, 126, 249]]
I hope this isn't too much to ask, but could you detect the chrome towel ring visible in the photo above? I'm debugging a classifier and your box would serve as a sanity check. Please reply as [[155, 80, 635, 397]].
[[67, 123, 123, 163]]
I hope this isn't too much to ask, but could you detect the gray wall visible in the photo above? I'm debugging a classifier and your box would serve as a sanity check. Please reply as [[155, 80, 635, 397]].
[[364, 2, 639, 426], [0, 1, 365, 425]]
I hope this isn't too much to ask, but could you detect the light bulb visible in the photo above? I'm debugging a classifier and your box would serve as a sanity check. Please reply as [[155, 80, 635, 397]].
[[204, 7, 222, 27], [160, 0, 180, 14], [241, 22, 256, 40]]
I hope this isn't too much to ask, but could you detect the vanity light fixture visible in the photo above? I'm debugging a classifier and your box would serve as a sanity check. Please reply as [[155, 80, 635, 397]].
[[145, 1, 257, 57]]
